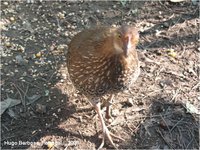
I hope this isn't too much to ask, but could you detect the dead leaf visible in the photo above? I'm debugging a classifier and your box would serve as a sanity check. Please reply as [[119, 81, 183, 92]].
[[6, 108, 19, 119], [185, 101, 200, 115], [1, 97, 21, 115], [26, 94, 41, 105]]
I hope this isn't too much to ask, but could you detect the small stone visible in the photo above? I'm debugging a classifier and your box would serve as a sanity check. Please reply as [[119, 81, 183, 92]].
[[112, 109, 120, 117], [14, 69, 19, 73], [57, 44, 67, 51], [35, 51, 42, 58], [10, 17, 15, 22], [36, 103, 46, 114], [8, 60, 12, 64], [18, 45, 25, 52], [27, 0, 35, 3], [64, 31, 69, 37], [62, 73, 67, 79], [79, 116, 83, 122], [53, 113, 58, 118], [22, 72, 27, 76], [5, 42, 11, 47], [127, 98, 134, 106], [163, 22, 169, 28], [3, 2, 9, 5], [57, 12, 65, 19], [57, 108, 61, 113], [44, 90, 49, 96], [16, 55, 25, 65], [47, 141, 54, 149]]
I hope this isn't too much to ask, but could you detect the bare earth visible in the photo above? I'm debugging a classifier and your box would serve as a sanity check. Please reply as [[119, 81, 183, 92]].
[[1, 1, 199, 149]]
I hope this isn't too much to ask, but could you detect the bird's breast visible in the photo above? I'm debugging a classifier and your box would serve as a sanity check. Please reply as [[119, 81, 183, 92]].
[[111, 53, 140, 91], [68, 53, 139, 97]]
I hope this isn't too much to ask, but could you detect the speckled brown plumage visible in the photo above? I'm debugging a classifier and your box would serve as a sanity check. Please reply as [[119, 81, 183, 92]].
[[67, 25, 140, 149]]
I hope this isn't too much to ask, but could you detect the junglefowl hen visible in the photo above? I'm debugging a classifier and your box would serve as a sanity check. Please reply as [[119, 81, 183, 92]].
[[67, 25, 140, 149]]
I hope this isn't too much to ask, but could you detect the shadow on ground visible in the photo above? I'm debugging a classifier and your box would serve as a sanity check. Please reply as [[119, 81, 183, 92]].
[[122, 97, 199, 149], [1, 1, 199, 149]]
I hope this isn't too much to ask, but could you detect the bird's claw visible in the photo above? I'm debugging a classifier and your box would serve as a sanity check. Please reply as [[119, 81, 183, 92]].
[[98, 127, 125, 150]]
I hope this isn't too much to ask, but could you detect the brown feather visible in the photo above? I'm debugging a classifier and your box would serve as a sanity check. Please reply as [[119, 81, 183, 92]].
[[67, 26, 140, 98]]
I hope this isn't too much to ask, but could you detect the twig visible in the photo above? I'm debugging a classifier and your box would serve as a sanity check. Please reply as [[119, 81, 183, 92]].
[[158, 0, 169, 10], [179, 45, 186, 58], [126, 124, 134, 133], [191, 82, 200, 91], [126, 123, 141, 133], [2, 124, 9, 131], [47, 72, 56, 83], [156, 128, 174, 149], [170, 118, 183, 132], [171, 86, 181, 102], [160, 114, 171, 132], [47, 55, 58, 83], [23, 84, 29, 110], [176, 128, 183, 148], [12, 83, 28, 110], [178, 126, 187, 148], [78, 130, 84, 140], [165, 71, 189, 81], [160, 114, 173, 143], [185, 124, 198, 146], [1, 135, 17, 142], [186, 137, 194, 149], [23, 80, 43, 90], [12, 83, 24, 105], [55, 15, 61, 29]]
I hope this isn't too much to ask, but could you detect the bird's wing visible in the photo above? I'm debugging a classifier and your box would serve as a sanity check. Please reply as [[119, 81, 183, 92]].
[[68, 27, 114, 55]]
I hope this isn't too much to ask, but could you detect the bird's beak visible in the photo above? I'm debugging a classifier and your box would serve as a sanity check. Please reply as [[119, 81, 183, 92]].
[[123, 36, 132, 57]]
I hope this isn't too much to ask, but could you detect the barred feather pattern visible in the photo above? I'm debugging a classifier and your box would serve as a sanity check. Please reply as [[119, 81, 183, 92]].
[[67, 51, 139, 98]]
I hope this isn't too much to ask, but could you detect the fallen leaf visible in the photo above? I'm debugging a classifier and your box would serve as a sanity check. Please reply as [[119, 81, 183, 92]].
[[26, 94, 41, 105], [1, 97, 21, 115], [185, 101, 200, 114], [6, 108, 19, 119]]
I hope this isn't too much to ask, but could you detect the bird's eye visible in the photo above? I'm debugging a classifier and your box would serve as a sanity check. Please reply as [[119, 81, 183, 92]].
[[117, 33, 121, 38]]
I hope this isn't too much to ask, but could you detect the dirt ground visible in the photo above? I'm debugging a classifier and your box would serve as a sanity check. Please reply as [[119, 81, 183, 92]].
[[1, 0, 199, 149]]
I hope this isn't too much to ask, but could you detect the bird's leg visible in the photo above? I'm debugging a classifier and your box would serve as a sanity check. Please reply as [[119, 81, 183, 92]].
[[94, 102, 116, 149], [105, 94, 114, 120], [91, 100, 124, 149]]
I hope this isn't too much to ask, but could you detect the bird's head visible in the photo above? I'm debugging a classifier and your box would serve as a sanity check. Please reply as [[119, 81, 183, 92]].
[[113, 26, 139, 57]]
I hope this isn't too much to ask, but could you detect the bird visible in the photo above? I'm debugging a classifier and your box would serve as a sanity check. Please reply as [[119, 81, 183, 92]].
[[67, 25, 140, 149]]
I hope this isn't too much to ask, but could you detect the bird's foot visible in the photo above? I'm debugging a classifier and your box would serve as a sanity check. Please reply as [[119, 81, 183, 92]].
[[105, 113, 114, 124], [98, 126, 125, 150]]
